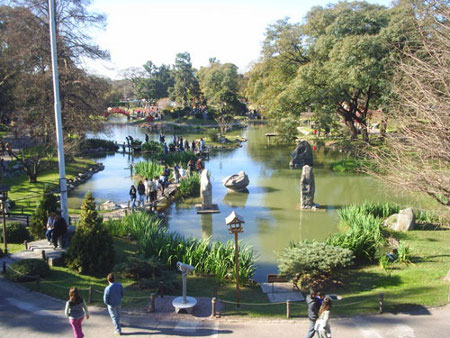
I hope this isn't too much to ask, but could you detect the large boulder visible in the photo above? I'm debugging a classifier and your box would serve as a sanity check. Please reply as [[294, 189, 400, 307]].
[[300, 165, 315, 209], [383, 207, 415, 232], [222, 171, 250, 192], [289, 140, 313, 168]]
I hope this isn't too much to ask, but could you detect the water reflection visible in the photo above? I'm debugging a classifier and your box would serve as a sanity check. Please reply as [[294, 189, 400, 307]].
[[200, 214, 213, 239], [222, 190, 249, 208]]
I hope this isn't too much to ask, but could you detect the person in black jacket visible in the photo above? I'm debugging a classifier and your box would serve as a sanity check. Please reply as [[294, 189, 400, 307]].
[[137, 181, 145, 207], [129, 185, 137, 210], [52, 215, 67, 249], [306, 288, 321, 338]]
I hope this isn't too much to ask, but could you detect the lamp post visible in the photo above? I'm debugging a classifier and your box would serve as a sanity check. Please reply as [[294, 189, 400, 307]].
[[0, 184, 10, 254], [225, 211, 244, 309]]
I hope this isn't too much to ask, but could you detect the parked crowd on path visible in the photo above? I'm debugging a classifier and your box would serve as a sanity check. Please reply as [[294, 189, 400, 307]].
[[65, 272, 124, 337]]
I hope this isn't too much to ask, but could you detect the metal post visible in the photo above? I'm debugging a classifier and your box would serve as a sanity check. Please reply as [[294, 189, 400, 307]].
[[41, 250, 46, 261], [234, 232, 240, 309], [286, 300, 291, 318], [2, 198, 7, 255], [182, 272, 187, 303], [48, 0, 68, 224], [149, 294, 155, 312], [88, 286, 93, 304], [379, 293, 384, 313], [211, 297, 217, 317]]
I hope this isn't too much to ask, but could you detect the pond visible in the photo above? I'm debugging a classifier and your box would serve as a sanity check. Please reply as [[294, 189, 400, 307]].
[[68, 118, 422, 282]]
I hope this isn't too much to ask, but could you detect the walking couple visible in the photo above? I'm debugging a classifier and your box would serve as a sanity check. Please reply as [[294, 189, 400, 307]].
[[306, 288, 332, 338]]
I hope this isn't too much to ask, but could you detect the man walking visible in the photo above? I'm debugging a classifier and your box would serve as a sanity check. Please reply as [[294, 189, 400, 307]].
[[306, 288, 320, 338], [104, 273, 124, 335]]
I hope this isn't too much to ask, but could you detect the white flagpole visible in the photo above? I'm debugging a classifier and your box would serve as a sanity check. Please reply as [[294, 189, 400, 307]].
[[48, 0, 69, 223]]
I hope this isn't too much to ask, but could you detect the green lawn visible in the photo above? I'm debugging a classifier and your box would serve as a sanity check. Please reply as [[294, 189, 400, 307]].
[[4, 158, 96, 214]]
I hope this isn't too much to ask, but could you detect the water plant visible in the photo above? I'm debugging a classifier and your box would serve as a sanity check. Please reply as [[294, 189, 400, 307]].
[[134, 161, 164, 179], [178, 173, 200, 197]]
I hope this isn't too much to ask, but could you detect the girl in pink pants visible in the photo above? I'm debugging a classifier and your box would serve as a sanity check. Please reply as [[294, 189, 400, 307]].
[[65, 287, 89, 338]]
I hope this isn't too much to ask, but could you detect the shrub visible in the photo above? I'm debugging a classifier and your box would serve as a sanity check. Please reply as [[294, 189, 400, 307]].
[[134, 161, 163, 179], [163, 151, 196, 167], [29, 186, 59, 240], [6, 259, 50, 282], [327, 206, 387, 263], [113, 256, 164, 280], [140, 271, 179, 293], [178, 173, 200, 198], [278, 241, 354, 283], [142, 141, 163, 157], [66, 192, 115, 276], [78, 138, 117, 152], [206, 128, 219, 142], [0, 223, 31, 243]]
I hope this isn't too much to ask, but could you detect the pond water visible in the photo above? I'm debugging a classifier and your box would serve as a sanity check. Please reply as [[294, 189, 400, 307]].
[[68, 118, 422, 282]]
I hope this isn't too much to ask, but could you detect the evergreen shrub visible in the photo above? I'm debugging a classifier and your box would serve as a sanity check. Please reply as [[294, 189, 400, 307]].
[[66, 192, 114, 276], [6, 259, 50, 282], [0, 223, 31, 243], [29, 186, 58, 239], [278, 241, 354, 282]]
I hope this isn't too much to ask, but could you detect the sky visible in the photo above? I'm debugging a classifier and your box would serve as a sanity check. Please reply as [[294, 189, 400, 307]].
[[84, 0, 392, 79]]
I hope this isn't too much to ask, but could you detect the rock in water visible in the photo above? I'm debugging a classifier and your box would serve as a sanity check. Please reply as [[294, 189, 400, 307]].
[[290, 140, 313, 168], [200, 169, 212, 208], [99, 200, 121, 211], [222, 171, 250, 191], [300, 165, 315, 209]]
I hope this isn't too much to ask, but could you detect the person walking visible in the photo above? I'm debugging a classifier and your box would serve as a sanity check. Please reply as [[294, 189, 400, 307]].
[[65, 287, 89, 338], [306, 288, 321, 338], [45, 212, 56, 244], [104, 273, 124, 335], [129, 185, 137, 210], [137, 180, 145, 207], [315, 297, 332, 338], [52, 215, 67, 249], [144, 178, 151, 202], [151, 177, 159, 203]]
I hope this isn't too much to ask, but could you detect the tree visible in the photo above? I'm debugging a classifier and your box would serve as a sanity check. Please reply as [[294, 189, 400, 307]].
[[169, 52, 199, 108], [197, 60, 246, 116], [133, 61, 173, 103], [29, 185, 58, 239], [245, 2, 393, 142], [369, 0, 450, 208], [66, 192, 115, 275]]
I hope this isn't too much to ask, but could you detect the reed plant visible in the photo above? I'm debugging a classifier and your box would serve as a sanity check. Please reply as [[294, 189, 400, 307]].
[[178, 172, 200, 197], [134, 161, 164, 179], [327, 206, 387, 264], [105, 212, 162, 239]]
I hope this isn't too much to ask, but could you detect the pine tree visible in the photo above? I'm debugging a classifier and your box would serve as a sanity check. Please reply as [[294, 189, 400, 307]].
[[29, 186, 58, 239], [66, 192, 115, 275]]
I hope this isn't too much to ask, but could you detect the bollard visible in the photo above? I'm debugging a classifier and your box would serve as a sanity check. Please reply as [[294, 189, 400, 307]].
[[41, 250, 46, 261], [379, 293, 384, 313], [286, 300, 291, 319], [88, 286, 93, 304], [149, 294, 156, 313], [24, 240, 28, 250], [211, 297, 217, 317], [2, 261, 6, 274]]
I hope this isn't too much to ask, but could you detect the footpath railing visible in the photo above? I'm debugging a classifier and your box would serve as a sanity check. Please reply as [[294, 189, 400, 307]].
[[2, 261, 450, 318]]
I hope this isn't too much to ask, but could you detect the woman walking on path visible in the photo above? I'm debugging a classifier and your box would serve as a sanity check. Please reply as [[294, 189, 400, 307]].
[[65, 287, 89, 338], [315, 297, 332, 338], [129, 185, 137, 210]]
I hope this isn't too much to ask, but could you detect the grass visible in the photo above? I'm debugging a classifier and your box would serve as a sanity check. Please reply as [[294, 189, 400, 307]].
[[4, 158, 96, 214]]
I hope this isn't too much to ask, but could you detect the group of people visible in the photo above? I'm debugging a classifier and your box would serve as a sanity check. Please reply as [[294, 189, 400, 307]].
[[65, 272, 124, 337], [159, 133, 206, 155], [45, 212, 68, 249], [306, 288, 333, 338]]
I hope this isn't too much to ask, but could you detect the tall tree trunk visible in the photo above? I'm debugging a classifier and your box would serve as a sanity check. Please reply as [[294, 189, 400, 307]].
[[344, 119, 358, 139], [360, 123, 369, 143]]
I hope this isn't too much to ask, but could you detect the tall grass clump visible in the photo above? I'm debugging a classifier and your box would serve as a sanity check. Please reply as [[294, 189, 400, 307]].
[[136, 222, 256, 284], [163, 151, 196, 167], [105, 212, 162, 239], [178, 172, 200, 197], [327, 205, 387, 264], [134, 161, 164, 179]]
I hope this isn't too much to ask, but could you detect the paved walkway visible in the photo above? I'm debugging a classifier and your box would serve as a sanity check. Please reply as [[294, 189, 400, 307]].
[[0, 277, 449, 337]]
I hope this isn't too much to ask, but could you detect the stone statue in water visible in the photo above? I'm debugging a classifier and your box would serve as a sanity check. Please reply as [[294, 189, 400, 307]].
[[300, 165, 315, 209], [200, 169, 212, 208]]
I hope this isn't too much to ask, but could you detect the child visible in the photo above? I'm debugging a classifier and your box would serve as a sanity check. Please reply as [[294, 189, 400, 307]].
[[314, 296, 332, 338], [65, 287, 89, 338]]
